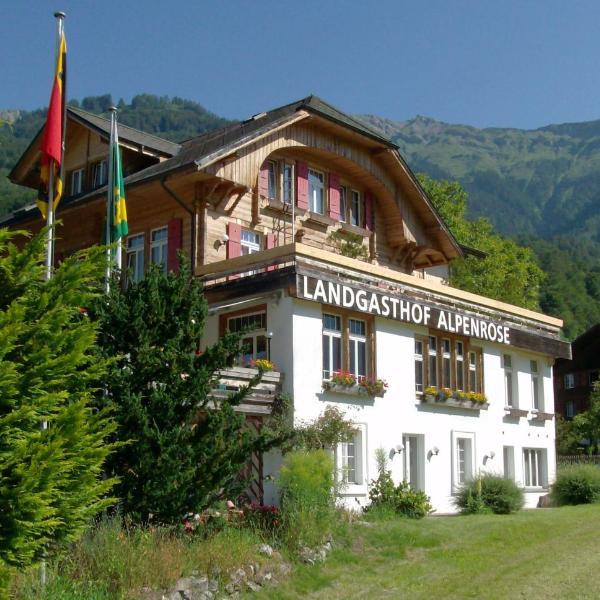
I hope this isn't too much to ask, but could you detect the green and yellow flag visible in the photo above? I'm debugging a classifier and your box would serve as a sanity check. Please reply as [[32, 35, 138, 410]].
[[110, 120, 128, 241]]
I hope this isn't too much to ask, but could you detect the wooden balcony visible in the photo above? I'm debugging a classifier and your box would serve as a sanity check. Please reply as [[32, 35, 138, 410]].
[[211, 366, 283, 415]]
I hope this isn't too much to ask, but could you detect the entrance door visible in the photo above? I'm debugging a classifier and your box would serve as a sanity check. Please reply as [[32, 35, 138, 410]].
[[403, 434, 424, 490]]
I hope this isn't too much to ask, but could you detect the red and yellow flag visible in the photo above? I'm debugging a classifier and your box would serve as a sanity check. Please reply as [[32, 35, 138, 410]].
[[38, 31, 67, 218]]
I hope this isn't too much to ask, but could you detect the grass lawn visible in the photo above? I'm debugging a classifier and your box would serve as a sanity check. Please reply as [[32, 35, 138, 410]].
[[255, 505, 600, 600]]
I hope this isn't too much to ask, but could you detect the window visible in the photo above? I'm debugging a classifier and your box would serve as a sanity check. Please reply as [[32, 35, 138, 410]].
[[93, 160, 107, 188], [564, 373, 575, 390], [566, 400, 576, 419], [267, 160, 277, 200], [414, 340, 424, 393], [322, 313, 342, 379], [282, 162, 294, 205], [126, 234, 144, 283], [337, 423, 367, 493], [530, 360, 542, 410], [241, 230, 261, 255], [339, 186, 348, 223], [322, 313, 372, 381], [442, 338, 451, 388], [452, 431, 475, 489], [415, 334, 482, 395], [403, 434, 424, 490], [308, 169, 325, 214], [71, 168, 84, 195], [150, 227, 168, 273], [503, 446, 515, 481], [227, 310, 268, 367], [503, 354, 514, 408], [455, 341, 465, 391], [348, 318, 367, 380], [523, 448, 546, 488], [350, 190, 362, 227]]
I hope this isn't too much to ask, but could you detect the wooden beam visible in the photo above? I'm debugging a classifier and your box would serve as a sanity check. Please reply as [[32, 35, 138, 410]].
[[226, 186, 250, 216]]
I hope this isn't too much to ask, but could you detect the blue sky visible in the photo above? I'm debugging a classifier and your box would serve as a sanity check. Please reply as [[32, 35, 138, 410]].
[[3, 0, 600, 129]]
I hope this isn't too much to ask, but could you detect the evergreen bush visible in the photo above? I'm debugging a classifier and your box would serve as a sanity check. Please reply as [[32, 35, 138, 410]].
[[552, 465, 600, 505], [454, 474, 524, 514]]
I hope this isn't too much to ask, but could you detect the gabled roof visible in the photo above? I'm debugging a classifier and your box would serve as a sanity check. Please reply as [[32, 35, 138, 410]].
[[67, 106, 182, 157]]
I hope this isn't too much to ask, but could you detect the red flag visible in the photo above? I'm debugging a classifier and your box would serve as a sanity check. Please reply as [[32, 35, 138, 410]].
[[38, 31, 66, 218]]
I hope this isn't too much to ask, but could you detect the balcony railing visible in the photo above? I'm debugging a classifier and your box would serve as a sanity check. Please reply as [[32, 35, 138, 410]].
[[211, 366, 283, 415]]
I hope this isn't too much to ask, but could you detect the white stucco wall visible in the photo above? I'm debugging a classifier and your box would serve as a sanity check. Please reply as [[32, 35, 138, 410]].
[[206, 292, 557, 514]]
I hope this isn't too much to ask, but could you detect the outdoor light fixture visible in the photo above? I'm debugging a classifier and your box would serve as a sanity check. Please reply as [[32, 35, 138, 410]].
[[267, 331, 273, 360], [215, 233, 229, 249], [484, 451, 496, 460], [390, 443, 404, 457], [431, 446, 440, 456]]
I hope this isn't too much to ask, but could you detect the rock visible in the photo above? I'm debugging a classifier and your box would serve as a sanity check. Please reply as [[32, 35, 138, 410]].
[[278, 562, 292, 576], [537, 493, 552, 508], [258, 543, 273, 557], [176, 576, 209, 594], [255, 567, 273, 585], [317, 548, 327, 562], [246, 580, 262, 592], [229, 567, 247, 588], [271, 550, 282, 561], [224, 583, 236, 595], [208, 578, 218, 593]]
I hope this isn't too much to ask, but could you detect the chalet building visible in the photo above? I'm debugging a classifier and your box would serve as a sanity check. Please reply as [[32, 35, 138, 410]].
[[554, 324, 600, 421], [5, 96, 571, 512]]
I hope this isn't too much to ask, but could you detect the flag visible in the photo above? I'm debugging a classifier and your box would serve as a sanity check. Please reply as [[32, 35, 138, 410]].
[[38, 30, 67, 219], [110, 120, 128, 241]]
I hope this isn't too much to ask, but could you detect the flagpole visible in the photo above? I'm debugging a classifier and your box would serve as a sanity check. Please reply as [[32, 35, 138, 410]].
[[105, 106, 117, 293], [44, 12, 65, 282]]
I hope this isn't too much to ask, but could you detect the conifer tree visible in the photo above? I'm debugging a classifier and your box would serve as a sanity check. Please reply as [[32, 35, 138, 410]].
[[0, 229, 116, 589], [92, 261, 286, 523]]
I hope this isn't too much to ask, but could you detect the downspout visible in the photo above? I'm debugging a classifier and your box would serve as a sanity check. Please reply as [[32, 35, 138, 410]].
[[160, 178, 197, 273]]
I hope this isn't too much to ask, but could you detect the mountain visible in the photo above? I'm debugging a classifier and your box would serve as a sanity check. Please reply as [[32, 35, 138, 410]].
[[358, 113, 600, 241], [2, 95, 600, 338]]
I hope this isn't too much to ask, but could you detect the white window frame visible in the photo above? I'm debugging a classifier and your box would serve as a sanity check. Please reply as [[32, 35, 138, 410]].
[[523, 448, 547, 489], [414, 339, 424, 393], [267, 160, 277, 200], [348, 318, 367, 381], [93, 159, 107, 188], [503, 354, 515, 408], [452, 431, 476, 491], [308, 168, 325, 214], [126, 233, 145, 284], [402, 433, 425, 491], [227, 310, 268, 367], [71, 168, 84, 195], [282, 161, 294, 205], [530, 360, 543, 411], [337, 423, 367, 496], [468, 350, 480, 393], [455, 341, 465, 392], [441, 338, 451, 389], [339, 185, 348, 223], [503, 446, 515, 481], [350, 189, 362, 227], [564, 373, 575, 390], [428, 336, 438, 388], [322, 313, 342, 380], [150, 226, 168, 273], [241, 230, 261, 256], [566, 400, 576, 419]]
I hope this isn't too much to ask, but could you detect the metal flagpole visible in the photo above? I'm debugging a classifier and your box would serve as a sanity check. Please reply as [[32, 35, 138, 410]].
[[105, 107, 116, 293], [113, 108, 122, 272], [44, 12, 65, 282]]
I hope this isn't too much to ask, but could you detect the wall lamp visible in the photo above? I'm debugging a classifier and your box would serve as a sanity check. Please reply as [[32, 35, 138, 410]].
[[427, 446, 440, 459], [483, 451, 496, 463], [214, 233, 229, 250], [390, 443, 404, 457]]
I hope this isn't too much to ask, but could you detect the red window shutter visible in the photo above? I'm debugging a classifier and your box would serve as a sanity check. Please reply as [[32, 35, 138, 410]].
[[328, 173, 341, 221], [226, 222, 241, 259], [258, 160, 269, 199], [364, 191, 374, 231], [296, 161, 309, 210], [266, 232, 277, 271], [167, 218, 183, 272]]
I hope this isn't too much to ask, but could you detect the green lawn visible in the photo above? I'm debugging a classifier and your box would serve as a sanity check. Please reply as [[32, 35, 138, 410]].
[[255, 505, 600, 600]]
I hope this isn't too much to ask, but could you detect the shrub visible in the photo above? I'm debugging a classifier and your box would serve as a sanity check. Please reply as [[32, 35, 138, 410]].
[[366, 449, 432, 519], [552, 465, 600, 505], [454, 474, 524, 514], [278, 450, 335, 547]]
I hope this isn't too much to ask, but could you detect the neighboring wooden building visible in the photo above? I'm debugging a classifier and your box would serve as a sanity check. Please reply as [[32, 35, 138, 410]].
[[5, 96, 571, 512], [554, 324, 600, 420]]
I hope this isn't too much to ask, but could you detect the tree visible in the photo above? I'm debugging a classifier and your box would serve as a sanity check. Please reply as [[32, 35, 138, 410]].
[[572, 382, 600, 454], [418, 174, 545, 310], [0, 229, 116, 591], [92, 262, 287, 524]]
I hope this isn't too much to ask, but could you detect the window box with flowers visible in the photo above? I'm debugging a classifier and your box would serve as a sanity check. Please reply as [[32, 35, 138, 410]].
[[422, 387, 489, 411], [322, 371, 388, 398]]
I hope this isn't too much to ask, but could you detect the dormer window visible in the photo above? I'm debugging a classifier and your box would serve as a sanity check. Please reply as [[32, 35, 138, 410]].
[[93, 160, 108, 188]]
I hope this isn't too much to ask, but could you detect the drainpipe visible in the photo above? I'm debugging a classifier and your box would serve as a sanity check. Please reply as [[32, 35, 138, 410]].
[[160, 178, 197, 272]]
